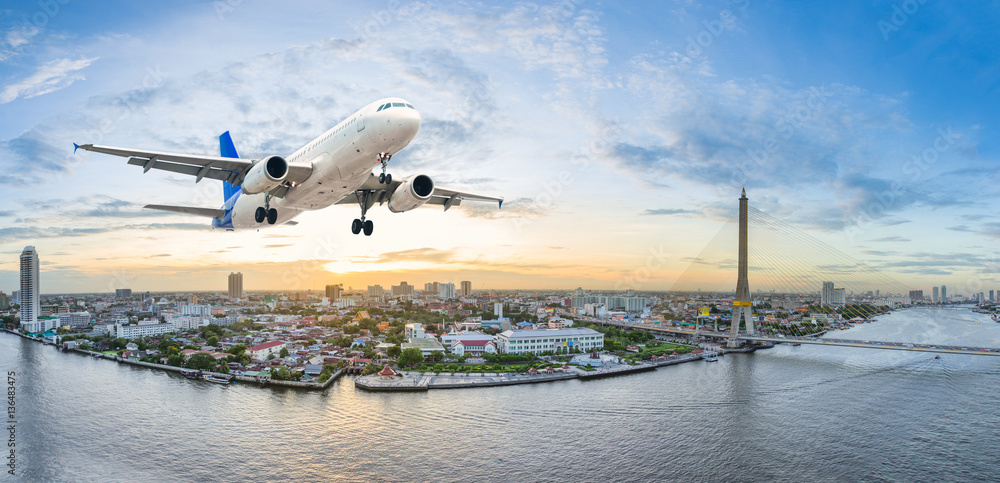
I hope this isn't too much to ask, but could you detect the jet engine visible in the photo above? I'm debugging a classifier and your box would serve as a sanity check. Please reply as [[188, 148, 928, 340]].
[[241, 156, 288, 194], [388, 174, 435, 213]]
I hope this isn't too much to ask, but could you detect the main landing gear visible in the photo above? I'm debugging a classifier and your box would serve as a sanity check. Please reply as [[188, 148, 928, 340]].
[[351, 190, 375, 236], [377, 152, 393, 184], [255, 192, 277, 224]]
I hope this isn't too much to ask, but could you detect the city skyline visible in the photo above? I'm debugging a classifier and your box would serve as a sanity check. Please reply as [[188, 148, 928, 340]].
[[1, 1, 998, 293]]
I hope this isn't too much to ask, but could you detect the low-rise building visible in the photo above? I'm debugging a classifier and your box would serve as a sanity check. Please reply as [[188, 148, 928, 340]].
[[496, 328, 604, 355], [248, 340, 286, 360], [115, 322, 175, 339], [401, 337, 445, 356], [451, 340, 497, 357]]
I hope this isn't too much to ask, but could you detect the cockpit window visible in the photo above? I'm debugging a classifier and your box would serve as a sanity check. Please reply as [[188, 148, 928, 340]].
[[377, 104, 385, 112], [405, 104, 414, 109], [392, 102, 404, 107]]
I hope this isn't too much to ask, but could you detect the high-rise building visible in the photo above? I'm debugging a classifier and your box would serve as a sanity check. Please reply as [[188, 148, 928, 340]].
[[909, 290, 923, 303], [932, 286, 940, 303], [391, 282, 414, 296], [326, 284, 343, 300], [821, 281, 835, 306], [439, 283, 456, 299], [990, 290, 995, 303], [0, 291, 8, 310], [460, 281, 472, 297], [368, 285, 385, 297], [424, 282, 440, 294], [115, 288, 132, 299], [940, 285, 947, 302], [228, 272, 243, 299], [20, 246, 40, 329]]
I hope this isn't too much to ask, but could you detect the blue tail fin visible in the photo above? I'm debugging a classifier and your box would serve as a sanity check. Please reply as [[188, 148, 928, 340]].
[[220, 131, 241, 201]]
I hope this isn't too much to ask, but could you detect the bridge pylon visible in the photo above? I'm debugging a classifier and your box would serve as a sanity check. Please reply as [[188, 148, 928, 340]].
[[728, 188, 755, 347]]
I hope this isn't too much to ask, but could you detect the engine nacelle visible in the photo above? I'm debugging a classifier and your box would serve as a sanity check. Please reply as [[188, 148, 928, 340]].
[[241, 156, 288, 194], [388, 174, 435, 213]]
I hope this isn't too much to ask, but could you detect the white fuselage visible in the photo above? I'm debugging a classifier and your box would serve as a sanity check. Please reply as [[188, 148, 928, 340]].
[[229, 97, 421, 228]]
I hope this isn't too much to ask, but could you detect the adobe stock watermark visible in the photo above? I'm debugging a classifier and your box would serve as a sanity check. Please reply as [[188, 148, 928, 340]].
[[68, 65, 165, 185], [730, 85, 835, 187], [878, 0, 931, 41], [9, 0, 72, 48], [348, 1, 404, 50], [615, 246, 671, 291], [684, 0, 750, 62], [509, 121, 619, 234], [843, 126, 959, 244], [105, 269, 137, 295], [963, 252, 1000, 298], [281, 234, 343, 288]]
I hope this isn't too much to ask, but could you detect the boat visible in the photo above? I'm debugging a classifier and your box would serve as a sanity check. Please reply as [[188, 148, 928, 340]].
[[703, 352, 719, 362], [180, 369, 202, 380], [790, 343, 801, 346], [202, 374, 232, 385]]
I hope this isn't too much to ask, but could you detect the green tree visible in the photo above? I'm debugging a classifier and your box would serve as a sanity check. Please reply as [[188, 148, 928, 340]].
[[207, 335, 219, 347], [279, 347, 290, 358], [271, 366, 291, 381], [386, 345, 402, 359], [185, 352, 218, 371], [428, 350, 445, 362], [397, 347, 424, 367]]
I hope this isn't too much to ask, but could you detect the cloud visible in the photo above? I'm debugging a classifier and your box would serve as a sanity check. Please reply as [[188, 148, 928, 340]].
[[0, 223, 206, 244], [641, 208, 699, 216], [1, 57, 99, 103], [872, 236, 910, 242]]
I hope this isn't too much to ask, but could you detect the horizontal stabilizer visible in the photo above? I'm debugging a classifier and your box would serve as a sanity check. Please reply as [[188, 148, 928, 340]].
[[144, 204, 225, 218]]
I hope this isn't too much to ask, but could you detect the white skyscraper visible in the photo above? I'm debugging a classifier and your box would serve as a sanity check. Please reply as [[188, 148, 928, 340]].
[[20, 246, 40, 329], [438, 283, 456, 299]]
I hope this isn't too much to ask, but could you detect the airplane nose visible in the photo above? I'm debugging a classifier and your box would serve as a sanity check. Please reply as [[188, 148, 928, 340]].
[[400, 106, 421, 139]]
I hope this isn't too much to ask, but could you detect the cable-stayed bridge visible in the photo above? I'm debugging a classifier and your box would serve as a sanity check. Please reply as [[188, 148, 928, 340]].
[[649, 190, 1000, 357]]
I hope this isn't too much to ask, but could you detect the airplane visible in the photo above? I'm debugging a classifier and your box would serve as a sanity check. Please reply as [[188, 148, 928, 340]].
[[74, 97, 502, 236]]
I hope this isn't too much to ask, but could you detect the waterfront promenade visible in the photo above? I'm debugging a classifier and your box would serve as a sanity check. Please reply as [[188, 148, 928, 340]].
[[355, 353, 705, 391]]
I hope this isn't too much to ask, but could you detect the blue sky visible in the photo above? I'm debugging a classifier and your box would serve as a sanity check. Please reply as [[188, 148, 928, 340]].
[[0, 0, 998, 294]]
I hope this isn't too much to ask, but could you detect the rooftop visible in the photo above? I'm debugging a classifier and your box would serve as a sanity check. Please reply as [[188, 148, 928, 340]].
[[499, 328, 602, 339]]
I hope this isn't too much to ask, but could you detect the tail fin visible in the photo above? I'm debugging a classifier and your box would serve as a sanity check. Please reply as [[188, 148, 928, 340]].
[[220, 131, 241, 201]]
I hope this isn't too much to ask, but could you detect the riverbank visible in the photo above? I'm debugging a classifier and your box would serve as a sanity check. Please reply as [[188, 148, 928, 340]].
[[1, 328, 344, 390], [355, 352, 714, 391]]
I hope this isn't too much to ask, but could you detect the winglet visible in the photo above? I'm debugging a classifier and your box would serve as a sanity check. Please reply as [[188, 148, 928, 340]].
[[499, 199, 503, 209], [73, 143, 79, 154]]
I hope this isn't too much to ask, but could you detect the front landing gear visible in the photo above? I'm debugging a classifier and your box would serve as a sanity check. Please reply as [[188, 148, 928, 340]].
[[256, 193, 277, 225], [352, 190, 375, 236], [377, 153, 393, 184]]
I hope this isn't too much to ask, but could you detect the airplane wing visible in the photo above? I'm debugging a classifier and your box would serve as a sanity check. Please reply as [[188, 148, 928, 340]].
[[334, 174, 503, 211], [145, 204, 225, 218], [73, 143, 313, 194]]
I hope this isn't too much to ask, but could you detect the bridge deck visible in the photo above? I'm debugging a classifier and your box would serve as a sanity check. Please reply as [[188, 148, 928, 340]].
[[620, 324, 1000, 356]]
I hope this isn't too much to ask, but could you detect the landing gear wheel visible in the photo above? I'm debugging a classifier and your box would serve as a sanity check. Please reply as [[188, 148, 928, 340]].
[[363, 220, 374, 236], [351, 219, 362, 234], [384, 173, 392, 184], [378, 173, 386, 184], [266, 208, 277, 225], [255, 207, 266, 223]]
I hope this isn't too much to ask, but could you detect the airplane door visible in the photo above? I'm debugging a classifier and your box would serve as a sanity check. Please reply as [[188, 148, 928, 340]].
[[357, 112, 365, 132]]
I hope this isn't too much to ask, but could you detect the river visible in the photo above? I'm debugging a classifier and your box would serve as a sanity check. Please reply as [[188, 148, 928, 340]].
[[3, 306, 999, 482]]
